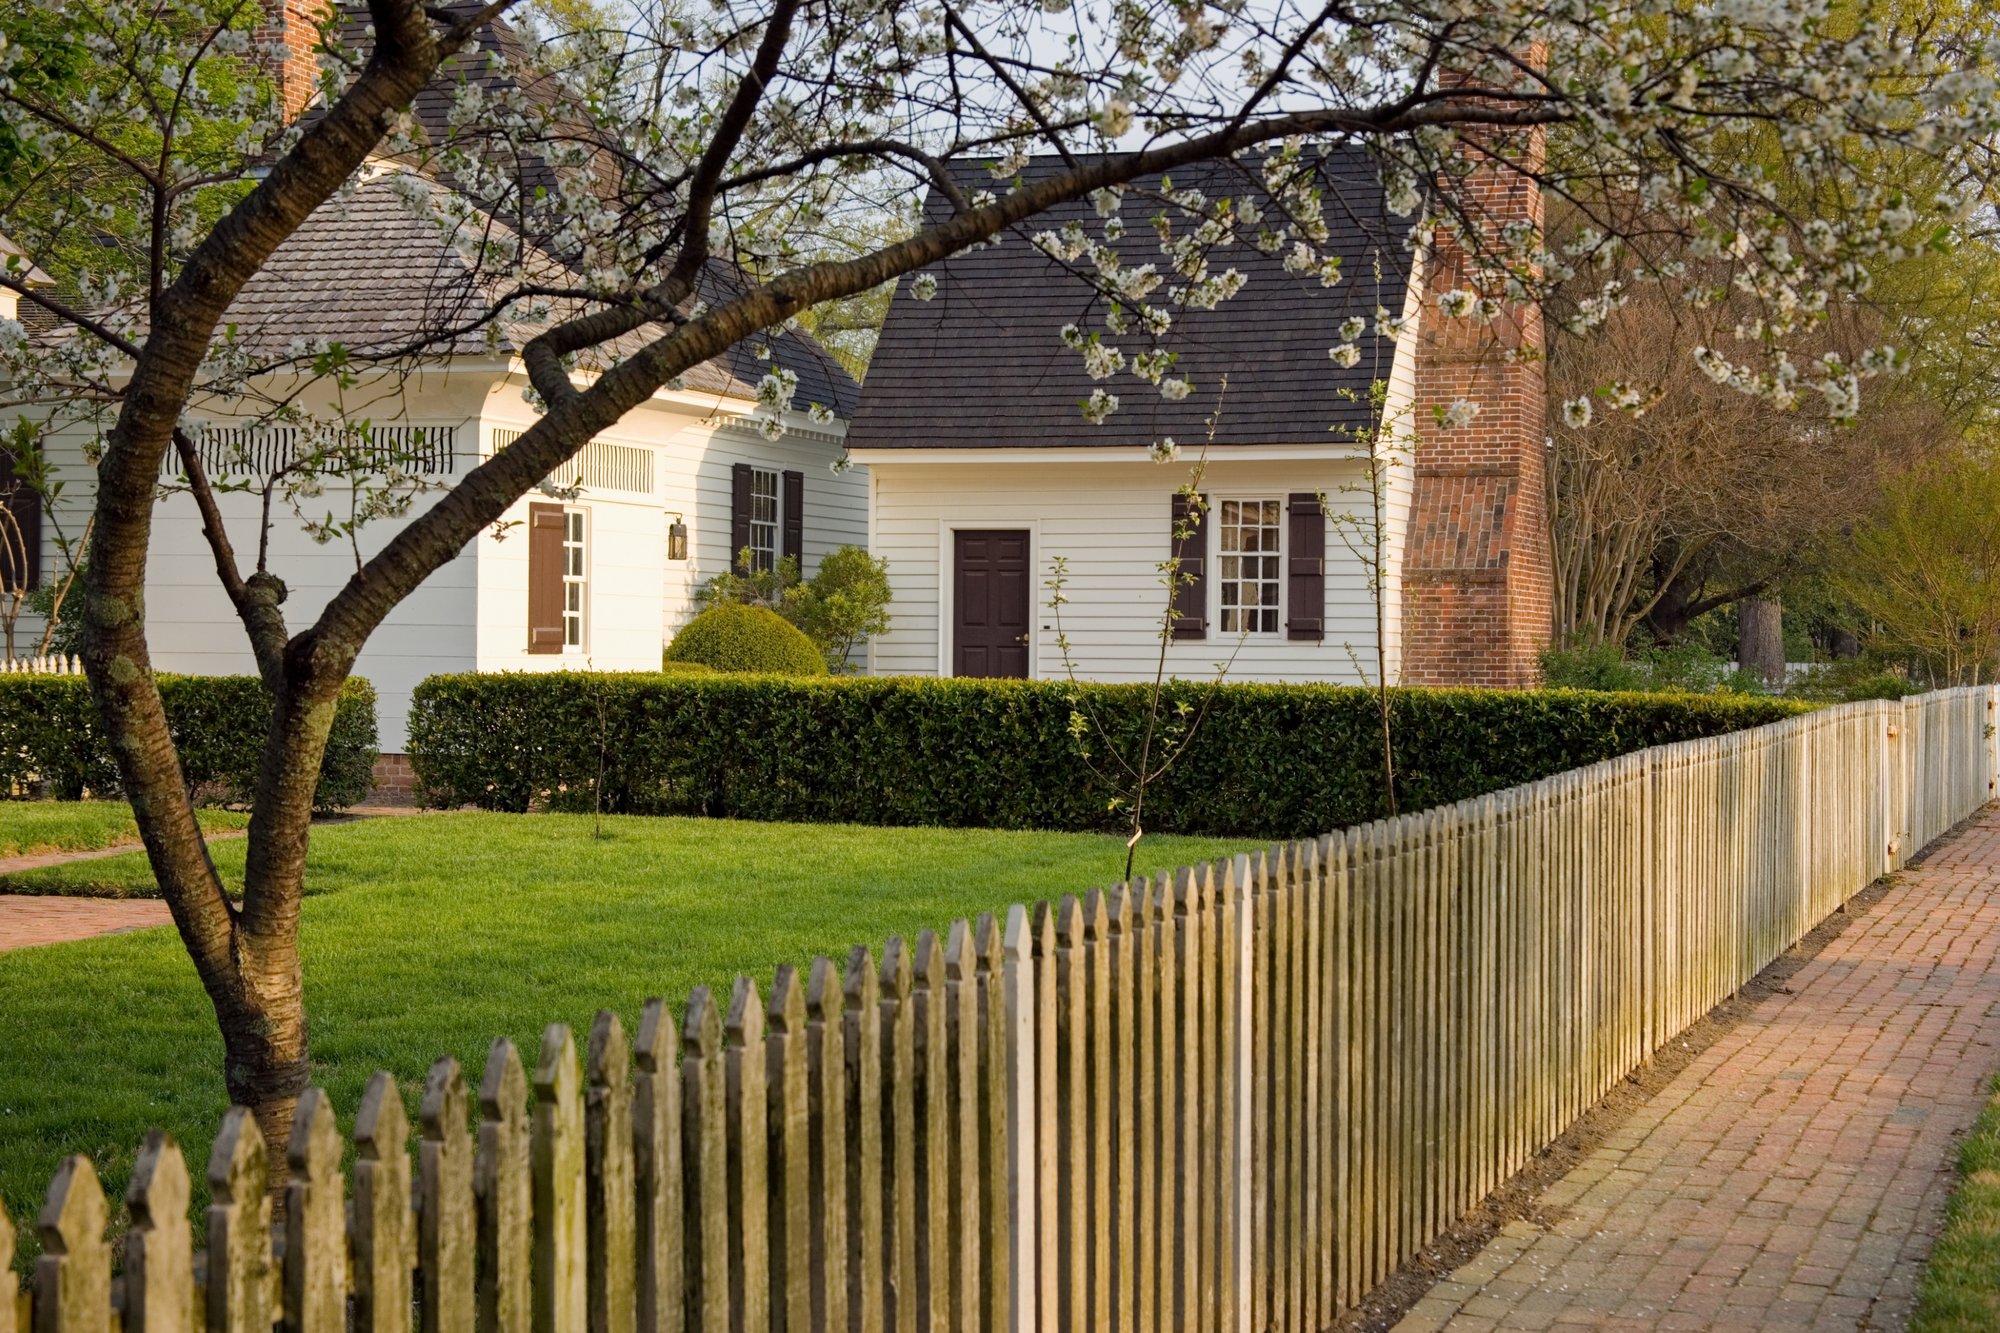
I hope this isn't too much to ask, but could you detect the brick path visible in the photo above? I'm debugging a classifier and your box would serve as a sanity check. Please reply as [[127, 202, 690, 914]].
[[0, 895, 172, 951], [1398, 805, 2000, 1332]]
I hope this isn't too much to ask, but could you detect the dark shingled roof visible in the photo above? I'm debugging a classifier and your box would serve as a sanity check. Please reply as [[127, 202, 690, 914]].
[[847, 148, 1413, 449], [35, 170, 858, 417]]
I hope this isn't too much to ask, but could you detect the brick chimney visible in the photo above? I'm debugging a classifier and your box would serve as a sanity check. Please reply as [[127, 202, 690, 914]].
[[256, 0, 333, 120], [1399, 116, 1555, 689]]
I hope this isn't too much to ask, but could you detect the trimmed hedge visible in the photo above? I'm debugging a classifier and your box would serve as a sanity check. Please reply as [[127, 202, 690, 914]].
[[665, 604, 828, 676], [0, 675, 379, 810], [406, 673, 1810, 837]]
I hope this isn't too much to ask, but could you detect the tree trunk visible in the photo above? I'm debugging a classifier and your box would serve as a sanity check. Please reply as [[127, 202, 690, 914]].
[[1832, 627, 1861, 659], [1738, 597, 1786, 687]]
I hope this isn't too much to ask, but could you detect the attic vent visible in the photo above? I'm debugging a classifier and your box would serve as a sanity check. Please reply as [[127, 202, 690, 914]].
[[494, 428, 655, 496], [166, 424, 456, 478]]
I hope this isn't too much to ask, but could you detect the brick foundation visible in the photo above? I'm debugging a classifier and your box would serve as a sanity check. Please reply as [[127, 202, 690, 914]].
[[1401, 126, 1554, 689], [369, 752, 418, 806]]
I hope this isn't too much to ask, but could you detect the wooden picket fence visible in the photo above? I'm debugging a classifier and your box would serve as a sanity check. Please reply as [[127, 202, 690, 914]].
[[2, 687, 1994, 1333], [0, 654, 81, 675]]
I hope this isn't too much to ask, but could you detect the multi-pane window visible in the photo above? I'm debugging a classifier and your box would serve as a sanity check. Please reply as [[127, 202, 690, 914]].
[[562, 508, 587, 649], [748, 467, 781, 571], [1218, 498, 1282, 634]]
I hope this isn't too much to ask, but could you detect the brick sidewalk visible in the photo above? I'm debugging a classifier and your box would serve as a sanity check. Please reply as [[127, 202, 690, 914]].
[[0, 895, 172, 951], [1397, 805, 2000, 1332]]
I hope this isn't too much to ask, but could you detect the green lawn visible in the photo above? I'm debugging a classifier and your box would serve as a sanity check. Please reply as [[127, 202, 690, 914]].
[[0, 811, 1251, 1258], [1912, 1077, 2000, 1331], [0, 800, 249, 861]]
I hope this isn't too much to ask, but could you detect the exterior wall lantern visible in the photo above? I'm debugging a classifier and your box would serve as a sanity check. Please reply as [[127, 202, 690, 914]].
[[666, 513, 688, 562]]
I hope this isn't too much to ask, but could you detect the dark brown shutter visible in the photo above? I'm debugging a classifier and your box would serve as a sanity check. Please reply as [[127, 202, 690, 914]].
[[1170, 491, 1208, 640], [781, 470, 804, 565], [0, 445, 41, 592], [730, 462, 753, 572], [1286, 491, 1325, 641], [527, 502, 566, 654]]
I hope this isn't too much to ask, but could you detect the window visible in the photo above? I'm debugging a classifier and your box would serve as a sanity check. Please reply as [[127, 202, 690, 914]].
[[562, 508, 587, 649], [747, 467, 780, 571], [1217, 498, 1282, 634]]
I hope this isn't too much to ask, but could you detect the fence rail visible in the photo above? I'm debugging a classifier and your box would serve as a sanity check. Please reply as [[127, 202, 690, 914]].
[[3, 688, 1994, 1333]]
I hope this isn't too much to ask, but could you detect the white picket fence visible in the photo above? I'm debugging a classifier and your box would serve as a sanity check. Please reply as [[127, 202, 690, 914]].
[[0, 688, 1993, 1333], [0, 654, 81, 675]]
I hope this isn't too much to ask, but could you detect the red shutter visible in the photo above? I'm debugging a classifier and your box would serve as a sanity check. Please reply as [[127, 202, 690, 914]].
[[781, 470, 804, 565], [1170, 491, 1208, 640], [527, 502, 566, 654], [0, 444, 41, 592], [1286, 491, 1325, 641], [730, 462, 753, 572]]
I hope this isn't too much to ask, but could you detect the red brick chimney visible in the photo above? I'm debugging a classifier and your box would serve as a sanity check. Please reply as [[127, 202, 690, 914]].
[[1399, 112, 1555, 689], [256, 0, 333, 120]]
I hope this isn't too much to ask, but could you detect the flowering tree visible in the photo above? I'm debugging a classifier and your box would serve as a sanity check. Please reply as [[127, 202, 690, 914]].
[[0, 0, 1995, 1162]]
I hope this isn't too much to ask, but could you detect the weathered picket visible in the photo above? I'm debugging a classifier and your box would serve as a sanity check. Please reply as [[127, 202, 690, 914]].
[[3, 688, 1992, 1333]]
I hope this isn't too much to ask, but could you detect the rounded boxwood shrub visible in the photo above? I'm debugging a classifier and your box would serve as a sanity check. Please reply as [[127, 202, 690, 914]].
[[664, 604, 828, 676]]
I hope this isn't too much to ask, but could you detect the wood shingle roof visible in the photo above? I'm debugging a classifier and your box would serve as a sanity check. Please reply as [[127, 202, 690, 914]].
[[848, 148, 1412, 450]]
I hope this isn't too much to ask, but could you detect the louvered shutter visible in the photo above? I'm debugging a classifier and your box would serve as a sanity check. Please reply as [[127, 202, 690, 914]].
[[730, 462, 753, 572], [0, 445, 40, 592], [527, 502, 566, 654], [781, 470, 804, 565], [1170, 491, 1208, 640], [1286, 491, 1325, 641]]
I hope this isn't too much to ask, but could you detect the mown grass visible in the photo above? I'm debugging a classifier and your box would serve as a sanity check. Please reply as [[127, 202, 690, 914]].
[[0, 811, 1251, 1265], [0, 800, 249, 861], [1912, 1077, 2000, 1331]]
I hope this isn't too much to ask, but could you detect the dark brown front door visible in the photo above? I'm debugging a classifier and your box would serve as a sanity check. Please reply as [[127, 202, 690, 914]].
[[953, 529, 1031, 678]]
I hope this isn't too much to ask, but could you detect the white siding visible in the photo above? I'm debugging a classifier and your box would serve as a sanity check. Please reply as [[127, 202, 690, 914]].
[[11, 372, 871, 750], [863, 457, 1391, 683], [656, 414, 869, 644], [1375, 252, 1425, 684], [28, 388, 487, 751]]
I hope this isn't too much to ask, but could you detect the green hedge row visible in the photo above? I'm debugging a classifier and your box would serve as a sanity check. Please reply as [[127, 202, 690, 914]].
[[406, 674, 1810, 838], [0, 675, 379, 810]]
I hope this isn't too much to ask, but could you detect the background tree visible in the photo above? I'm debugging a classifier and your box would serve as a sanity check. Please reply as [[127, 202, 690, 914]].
[[0, 0, 1991, 1164], [1544, 276, 1947, 650], [1833, 447, 2000, 685]]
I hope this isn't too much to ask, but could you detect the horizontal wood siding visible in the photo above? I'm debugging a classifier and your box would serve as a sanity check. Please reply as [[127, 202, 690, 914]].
[[867, 460, 1382, 681]]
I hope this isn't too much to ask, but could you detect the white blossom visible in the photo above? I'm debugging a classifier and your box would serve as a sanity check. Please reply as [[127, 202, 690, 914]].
[[1439, 400, 1480, 430], [1082, 389, 1120, 424], [910, 273, 939, 301], [1437, 289, 1479, 318], [1560, 397, 1593, 428], [1329, 343, 1361, 368]]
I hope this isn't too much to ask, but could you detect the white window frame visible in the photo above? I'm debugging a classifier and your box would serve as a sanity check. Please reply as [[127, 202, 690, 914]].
[[1213, 495, 1284, 636], [561, 506, 588, 652], [748, 467, 781, 572]]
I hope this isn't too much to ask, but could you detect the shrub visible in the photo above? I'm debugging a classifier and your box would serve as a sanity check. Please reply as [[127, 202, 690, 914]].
[[789, 545, 893, 671], [407, 673, 1810, 835], [653, 658, 717, 675], [0, 674, 378, 810], [664, 604, 828, 676], [696, 545, 895, 670]]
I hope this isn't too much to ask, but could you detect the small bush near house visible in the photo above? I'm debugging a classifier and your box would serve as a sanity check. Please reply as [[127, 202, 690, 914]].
[[652, 658, 717, 675], [0, 675, 378, 810], [664, 604, 828, 676], [697, 545, 893, 670], [408, 673, 1809, 836]]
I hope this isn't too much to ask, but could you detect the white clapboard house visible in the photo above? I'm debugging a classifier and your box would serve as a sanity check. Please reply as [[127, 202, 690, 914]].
[[844, 149, 1553, 689]]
